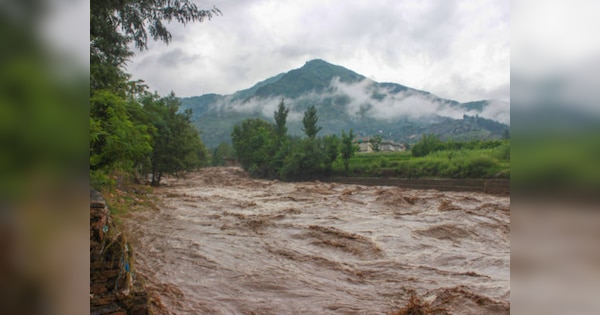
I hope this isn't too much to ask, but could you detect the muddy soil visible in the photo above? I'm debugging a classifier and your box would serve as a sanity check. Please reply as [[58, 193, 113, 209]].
[[122, 167, 510, 314]]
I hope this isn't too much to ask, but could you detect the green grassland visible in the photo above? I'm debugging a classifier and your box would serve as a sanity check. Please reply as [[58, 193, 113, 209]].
[[332, 140, 510, 179]]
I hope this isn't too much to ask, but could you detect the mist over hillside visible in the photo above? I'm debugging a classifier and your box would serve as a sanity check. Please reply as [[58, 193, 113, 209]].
[[181, 59, 509, 148]]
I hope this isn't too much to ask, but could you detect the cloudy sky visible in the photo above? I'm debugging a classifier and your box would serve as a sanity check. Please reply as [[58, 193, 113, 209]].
[[126, 0, 509, 103]]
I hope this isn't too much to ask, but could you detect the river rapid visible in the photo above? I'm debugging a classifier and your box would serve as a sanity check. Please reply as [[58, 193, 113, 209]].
[[122, 167, 510, 314]]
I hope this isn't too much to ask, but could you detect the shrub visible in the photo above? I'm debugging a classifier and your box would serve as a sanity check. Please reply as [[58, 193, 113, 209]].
[[464, 156, 497, 178], [379, 159, 389, 168], [411, 134, 444, 157], [494, 143, 510, 161], [91, 170, 115, 190]]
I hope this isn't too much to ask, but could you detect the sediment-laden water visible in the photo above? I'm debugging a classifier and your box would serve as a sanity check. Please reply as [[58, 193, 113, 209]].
[[122, 167, 510, 314]]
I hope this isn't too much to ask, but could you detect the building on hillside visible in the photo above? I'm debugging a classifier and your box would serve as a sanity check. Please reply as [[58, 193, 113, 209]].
[[354, 136, 371, 152], [381, 139, 406, 152], [353, 136, 406, 152]]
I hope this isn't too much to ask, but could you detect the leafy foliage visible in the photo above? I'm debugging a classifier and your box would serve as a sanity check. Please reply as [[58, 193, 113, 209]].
[[90, 0, 217, 189], [90, 90, 152, 172], [333, 140, 510, 179], [231, 118, 276, 177], [232, 102, 509, 181], [369, 134, 383, 152], [412, 134, 507, 158], [302, 105, 322, 139], [274, 98, 289, 140], [411, 134, 444, 157], [280, 138, 325, 180], [141, 92, 208, 185], [340, 129, 357, 175], [90, 90, 209, 188], [322, 135, 341, 174], [232, 105, 352, 180]]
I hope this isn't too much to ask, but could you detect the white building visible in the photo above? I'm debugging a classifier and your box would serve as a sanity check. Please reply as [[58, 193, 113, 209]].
[[353, 136, 406, 152]]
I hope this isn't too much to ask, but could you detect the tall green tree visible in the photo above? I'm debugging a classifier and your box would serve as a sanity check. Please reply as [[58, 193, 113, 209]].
[[274, 98, 289, 139], [271, 98, 291, 175], [302, 105, 322, 139], [231, 118, 276, 177], [90, 0, 218, 188], [142, 92, 208, 186], [90, 90, 152, 173], [340, 129, 357, 175], [322, 135, 340, 174]]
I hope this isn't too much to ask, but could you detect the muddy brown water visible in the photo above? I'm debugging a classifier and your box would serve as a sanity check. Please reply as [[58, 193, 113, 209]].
[[122, 167, 510, 314]]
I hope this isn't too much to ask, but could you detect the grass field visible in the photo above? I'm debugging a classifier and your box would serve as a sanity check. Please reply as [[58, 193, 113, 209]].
[[332, 140, 510, 179]]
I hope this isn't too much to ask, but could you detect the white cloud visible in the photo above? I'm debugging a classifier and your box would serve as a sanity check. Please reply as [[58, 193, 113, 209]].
[[480, 100, 510, 124], [329, 78, 510, 123], [203, 76, 509, 124], [127, 0, 509, 103], [512, 0, 600, 120]]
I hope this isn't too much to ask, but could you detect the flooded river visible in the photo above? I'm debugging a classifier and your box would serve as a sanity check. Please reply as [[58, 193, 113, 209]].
[[122, 167, 510, 314]]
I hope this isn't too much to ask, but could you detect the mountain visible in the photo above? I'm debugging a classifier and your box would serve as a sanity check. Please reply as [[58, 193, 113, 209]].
[[180, 59, 509, 148]]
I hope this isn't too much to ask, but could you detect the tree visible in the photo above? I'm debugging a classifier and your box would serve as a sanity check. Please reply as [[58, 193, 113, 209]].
[[280, 138, 324, 180], [270, 98, 291, 175], [322, 135, 340, 174], [411, 134, 444, 157], [90, 90, 152, 172], [274, 98, 289, 139], [90, 0, 219, 188], [142, 92, 208, 186], [369, 134, 383, 152], [231, 118, 276, 177], [340, 129, 357, 175], [302, 105, 322, 139]]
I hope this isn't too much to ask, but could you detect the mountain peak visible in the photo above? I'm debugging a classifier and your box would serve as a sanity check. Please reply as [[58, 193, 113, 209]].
[[300, 59, 362, 78], [304, 58, 331, 66], [253, 59, 365, 99]]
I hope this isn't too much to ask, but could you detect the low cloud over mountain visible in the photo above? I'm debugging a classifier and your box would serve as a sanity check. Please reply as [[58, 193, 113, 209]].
[[181, 59, 509, 148]]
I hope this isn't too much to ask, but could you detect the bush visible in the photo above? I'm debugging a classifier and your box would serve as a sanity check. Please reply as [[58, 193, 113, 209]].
[[91, 170, 114, 190], [411, 134, 444, 157], [279, 138, 325, 180], [493, 143, 510, 161], [379, 159, 389, 168], [464, 156, 497, 178]]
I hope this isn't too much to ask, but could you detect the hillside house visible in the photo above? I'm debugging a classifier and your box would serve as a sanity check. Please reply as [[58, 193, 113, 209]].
[[353, 136, 406, 152]]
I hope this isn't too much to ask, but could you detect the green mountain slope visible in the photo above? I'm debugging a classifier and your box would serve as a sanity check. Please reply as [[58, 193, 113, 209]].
[[253, 59, 365, 99], [181, 59, 509, 148]]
